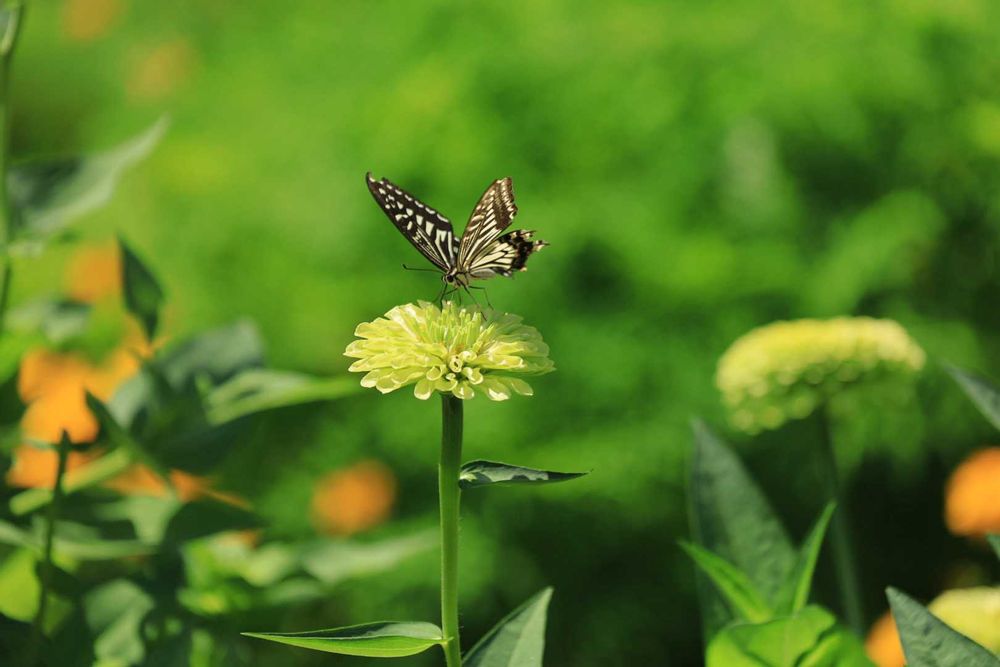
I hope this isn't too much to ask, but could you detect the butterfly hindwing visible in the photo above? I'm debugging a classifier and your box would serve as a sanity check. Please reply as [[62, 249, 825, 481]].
[[457, 177, 518, 269], [466, 229, 548, 279], [366, 173, 459, 272]]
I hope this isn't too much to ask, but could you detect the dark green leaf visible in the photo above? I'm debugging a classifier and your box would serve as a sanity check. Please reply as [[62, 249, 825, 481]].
[[886, 587, 998, 667], [688, 420, 796, 637], [706, 605, 873, 667], [465, 588, 553, 667], [86, 391, 172, 482], [118, 236, 164, 341], [158, 320, 264, 389], [988, 535, 1000, 561], [946, 365, 1000, 432], [162, 500, 262, 546], [775, 502, 836, 614], [242, 621, 444, 657], [679, 542, 772, 623], [205, 369, 360, 425], [458, 460, 588, 489], [7, 119, 166, 250]]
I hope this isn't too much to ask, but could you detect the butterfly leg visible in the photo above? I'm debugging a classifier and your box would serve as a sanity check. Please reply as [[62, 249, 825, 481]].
[[467, 285, 493, 310]]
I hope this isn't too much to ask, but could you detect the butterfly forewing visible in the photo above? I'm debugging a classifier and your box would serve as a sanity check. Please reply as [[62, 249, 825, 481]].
[[366, 173, 459, 272], [456, 177, 518, 269]]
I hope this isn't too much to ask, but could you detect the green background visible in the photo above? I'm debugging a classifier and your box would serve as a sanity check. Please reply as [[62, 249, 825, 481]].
[[9, 0, 1000, 664]]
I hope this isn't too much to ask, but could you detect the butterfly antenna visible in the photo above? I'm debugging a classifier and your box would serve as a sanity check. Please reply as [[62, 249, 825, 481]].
[[402, 264, 439, 273]]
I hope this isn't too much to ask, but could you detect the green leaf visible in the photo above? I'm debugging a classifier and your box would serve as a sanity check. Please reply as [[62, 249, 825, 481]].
[[6, 298, 91, 344], [242, 621, 445, 657], [775, 503, 836, 614], [458, 460, 588, 489], [9, 447, 135, 516], [86, 391, 172, 483], [988, 535, 1000, 561], [84, 579, 155, 666], [162, 500, 262, 546], [8, 118, 167, 251], [946, 365, 1000, 432], [464, 588, 553, 667], [689, 420, 796, 636], [706, 605, 873, 667], [205, 369, 360, 425], [886, 587, 998, 667], [679, 542, 773, 623], [118, 236, 165, 341], [301, 530, 436, 585]]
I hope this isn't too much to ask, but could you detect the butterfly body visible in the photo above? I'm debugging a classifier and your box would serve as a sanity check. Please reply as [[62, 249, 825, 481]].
[[366, 173, 547, 289]]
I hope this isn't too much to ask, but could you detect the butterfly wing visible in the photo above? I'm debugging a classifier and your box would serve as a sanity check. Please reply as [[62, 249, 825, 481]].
[[457, 177, 518, 269], [366, 173, 459, 272], [465, 229, 548, 279]]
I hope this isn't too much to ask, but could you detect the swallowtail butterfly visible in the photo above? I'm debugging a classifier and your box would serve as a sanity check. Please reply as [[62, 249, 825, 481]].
[[366, 173, 548, 288]]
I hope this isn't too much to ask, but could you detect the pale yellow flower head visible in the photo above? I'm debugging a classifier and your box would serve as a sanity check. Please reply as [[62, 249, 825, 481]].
[[717, 317, 925, 433], [345, 301, 554, 401], [926, 587, 1000, 653]]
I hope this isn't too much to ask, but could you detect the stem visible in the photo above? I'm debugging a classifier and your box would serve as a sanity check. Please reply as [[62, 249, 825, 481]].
[[439, 395, 463, 667], [0, 0, 21, 337], [26, 434, 70, 667], [817, 406, 864, 635]]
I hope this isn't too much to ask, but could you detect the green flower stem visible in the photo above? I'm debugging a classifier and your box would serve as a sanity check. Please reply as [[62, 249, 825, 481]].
[[26, 435, 70, 667], [0, 3, 20, 336], [818, 406, 864, 635], [439, 394, 463, 667]]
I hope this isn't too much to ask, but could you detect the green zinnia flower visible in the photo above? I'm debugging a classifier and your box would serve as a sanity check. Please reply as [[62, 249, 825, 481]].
[[345, 301, 554, 401], [717, 317, 925, 433]]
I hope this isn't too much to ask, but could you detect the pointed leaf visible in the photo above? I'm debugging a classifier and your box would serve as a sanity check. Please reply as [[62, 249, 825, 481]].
[[205, 369, 360, 425], [689, 420, 795, 636], [459, 460, 587, 489], [242, 621, 444, 657], [465, 588, 552, 667], [8, 118, 167, 249], [679, 542, 772, 623], [887, 588, 998, 667], [118, 236, 164, 341], [946, 365, 1000, 432], [776, 503, 836, 614]]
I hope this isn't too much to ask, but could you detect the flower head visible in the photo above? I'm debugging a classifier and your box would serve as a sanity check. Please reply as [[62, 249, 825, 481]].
[[717, 318, 925, 433], [945, 447, 1000, 538], [345, 301, 553, 401]]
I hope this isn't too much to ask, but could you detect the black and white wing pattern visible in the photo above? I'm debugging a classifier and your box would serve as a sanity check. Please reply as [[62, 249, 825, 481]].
[[366, 173, 459, 272], [459, 178, 547, 279]]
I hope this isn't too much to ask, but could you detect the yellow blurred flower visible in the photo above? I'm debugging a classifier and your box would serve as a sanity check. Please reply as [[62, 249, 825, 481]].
[[61, 0, 124, 42], [311, 460, 397, 536], [128, 39, 196, 102], [65, 242, 121, 303], [867, 587, 1000, 665], [717, 317, 925, 433], [945, 447, 1000, 538]]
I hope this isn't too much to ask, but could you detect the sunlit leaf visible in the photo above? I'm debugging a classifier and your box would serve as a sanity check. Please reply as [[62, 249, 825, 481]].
[[458, 460, 588, 489], [465, 588, 552, 667], [118, 236, 164, 342], [886, 587, 997, 667], [205, 369, 359, 425], [946, 365, 1000, 432], [242, 621, 445, 657], [775, 503, 836, 614], [706, 605, 873, 667], [679, 541, 772, 623], [7, 119, 167, 252]]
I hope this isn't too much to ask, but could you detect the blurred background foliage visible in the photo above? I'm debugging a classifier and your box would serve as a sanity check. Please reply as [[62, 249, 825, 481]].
[[4, 0, 1000, 664]]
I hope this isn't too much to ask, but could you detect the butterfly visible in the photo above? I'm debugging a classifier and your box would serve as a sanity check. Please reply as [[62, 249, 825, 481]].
[[365, 173, 548, 292]]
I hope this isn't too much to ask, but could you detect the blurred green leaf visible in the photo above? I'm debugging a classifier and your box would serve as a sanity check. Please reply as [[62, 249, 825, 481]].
[[154, 320, 263, 391], [946, 366, 1000, 432], [0, 1, 22, 57], [86, 390, 172, 482], [706, 606, 873, 667], [205, 369, 359, 425], [464, 588, 552, 667], [689, 421, 795, 636], [886, 588, 997, 667], [118, 236, 164, 342], [679, 542, 772, 623], [84, 579, 154, 666], [0, 517, 151, 560], [458, 460, 587, 489], [775, 503, 836, 615], [242, 621, 445, 657], [162, 500, 261, 546], [0, 548, 39, 621], [6, 298, 90, 344], [301, 530, 436, 585], [989, 535, 1000, 561], [7, 119, 166, 252], [9, 447, 134, 516]]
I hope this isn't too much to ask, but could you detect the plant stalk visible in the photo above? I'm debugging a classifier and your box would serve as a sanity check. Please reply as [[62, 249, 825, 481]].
[[26, 434, 71, 667], [439, 394, 463, 667], [817, 406, 864, 635], [0, 0, 21, 337]]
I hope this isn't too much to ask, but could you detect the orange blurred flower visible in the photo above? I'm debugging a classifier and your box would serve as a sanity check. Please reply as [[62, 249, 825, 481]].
[[65, 242, 121, 303], [945, 447, 1000, 538], [128, 39, 196, 102], [865, 610, 905, 667], [61, 0, 124, 42], [311, 460, 397, 536], [106, 464, 247, 507]]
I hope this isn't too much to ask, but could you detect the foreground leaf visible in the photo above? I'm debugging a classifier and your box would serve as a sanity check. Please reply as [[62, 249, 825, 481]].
[[243, 621, 444, 657], [775, 502, 836, 614], [887, 588, 998, 667], [946, 365, 1000, 432], [459, 460, 587, 489], [679, 542, 772, 623], [119, 236, 165, 341], [465, 588, 552, 667], [689, 420, 795, 636]]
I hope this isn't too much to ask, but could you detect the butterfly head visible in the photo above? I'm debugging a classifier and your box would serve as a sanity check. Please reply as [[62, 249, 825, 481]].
[[443, 269, 469, 287]]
